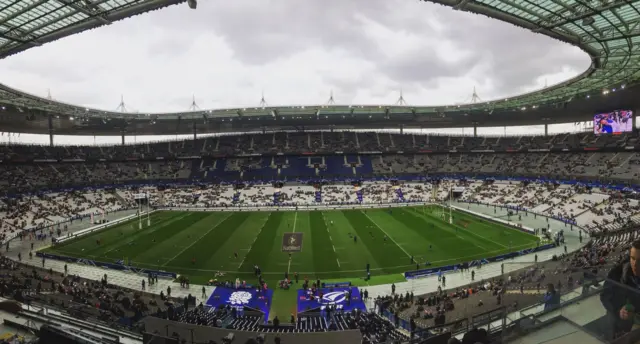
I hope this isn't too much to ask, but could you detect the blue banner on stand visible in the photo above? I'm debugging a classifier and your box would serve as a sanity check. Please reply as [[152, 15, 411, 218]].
[[206, 287, 273, 321], [297, 287, 366, 313]]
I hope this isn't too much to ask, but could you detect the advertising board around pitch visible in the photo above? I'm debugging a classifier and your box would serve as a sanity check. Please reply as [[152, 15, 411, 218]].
[[282, 232, 303, 252]]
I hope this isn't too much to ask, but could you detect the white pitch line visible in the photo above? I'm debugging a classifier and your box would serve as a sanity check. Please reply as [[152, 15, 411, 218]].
[[101, 213, 191, 257], [162, 213, 231, 267], [287, 211, 298, 274], [322, 214, 341, 263], [238, 213, 271, 269], [362, 211, 413, 259]]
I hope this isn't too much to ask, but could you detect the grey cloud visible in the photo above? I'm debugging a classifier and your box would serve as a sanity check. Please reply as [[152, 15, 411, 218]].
[[322, 73, 381, 103], [156, 0, 589, 97], [3, 58, 87, 84], [375, 47, 477, 90], [1, 0, 592, 110], [146, 35, 194, 57], [439, 11, 590, 96], [154, 0, 396, 64]]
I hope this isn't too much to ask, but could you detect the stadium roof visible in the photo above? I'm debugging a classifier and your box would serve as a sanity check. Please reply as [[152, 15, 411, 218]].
[[0, 0, 185, 57], [0, 0, 639, 135]]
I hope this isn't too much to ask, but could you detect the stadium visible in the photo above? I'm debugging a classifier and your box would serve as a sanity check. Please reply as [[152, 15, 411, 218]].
[[0, 0, 639, 344]]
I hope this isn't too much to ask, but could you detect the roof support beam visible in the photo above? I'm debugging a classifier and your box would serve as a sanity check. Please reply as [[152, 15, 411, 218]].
[[537, 0, 573, 27], [542, 0, 630, 28], [581, 30, 640, 43], [0, 0, 49, 24], [497, 0, 542, 21], [5, 0, 115, 41], [56, 0, 111, 25], [453, 0, 473, 11]]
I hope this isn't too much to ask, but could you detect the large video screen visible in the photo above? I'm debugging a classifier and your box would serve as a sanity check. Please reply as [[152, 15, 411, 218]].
[[594, 110, 633, 135]]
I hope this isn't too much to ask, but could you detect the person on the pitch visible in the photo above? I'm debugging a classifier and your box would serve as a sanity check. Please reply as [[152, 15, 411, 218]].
[[234, 252, 238, 259], [191, 257, 196, 265]]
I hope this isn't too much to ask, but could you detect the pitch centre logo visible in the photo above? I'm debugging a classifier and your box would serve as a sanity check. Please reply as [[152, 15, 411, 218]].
[[321, 291, 347, 305], [228, 291, 252, 305], [282, 232, 303, 252]]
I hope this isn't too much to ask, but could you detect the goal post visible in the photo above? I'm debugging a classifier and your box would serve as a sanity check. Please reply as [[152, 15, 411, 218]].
[[437, 202, 453, 224]]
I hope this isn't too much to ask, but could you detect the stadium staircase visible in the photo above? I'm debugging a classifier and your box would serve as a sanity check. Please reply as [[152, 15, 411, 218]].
[[315, 190, 322, 202], [111, 190, 128, 206]]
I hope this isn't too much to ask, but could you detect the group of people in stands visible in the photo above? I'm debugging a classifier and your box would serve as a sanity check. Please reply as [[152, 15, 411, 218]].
[[368, 228, 630, 341], [1, 177, 638, 245], [0, 254, 168, 333], [0, 190, 125, 236], [0, 131, 637, 343], [1, 131, 637, 159]]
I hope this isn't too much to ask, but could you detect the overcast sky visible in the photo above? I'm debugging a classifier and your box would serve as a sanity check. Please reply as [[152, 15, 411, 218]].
[[0, 0, 591, 112], [0, 0, 601, 144]]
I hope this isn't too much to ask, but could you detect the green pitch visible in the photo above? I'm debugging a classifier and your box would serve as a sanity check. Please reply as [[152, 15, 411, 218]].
[[43, 206, 539, 318], [45, 206, 539, 281]]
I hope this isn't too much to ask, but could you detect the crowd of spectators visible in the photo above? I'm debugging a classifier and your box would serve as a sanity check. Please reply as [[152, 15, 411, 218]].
[[456, 180, 640, 233], [0, 254, 187, 333], [0, 131, 637, 342], [1, 175, 639, 239], [6, 130, 636, 160], [371, 229, 629, 341], [0, 226, 632, 343]]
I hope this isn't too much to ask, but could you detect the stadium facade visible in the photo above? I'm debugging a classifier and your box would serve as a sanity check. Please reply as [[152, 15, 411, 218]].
[[0, 1, 640, 138], [0, 1, 640, 344]]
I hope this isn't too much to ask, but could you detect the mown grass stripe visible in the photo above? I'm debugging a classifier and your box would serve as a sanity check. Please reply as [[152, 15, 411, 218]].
[[81, 212, 186, 257], [159, 213, 233, 266], [341, 210, 408, 273], [238, 212, 283, 273], [392, 208, 486, 255], [309, 211, 339, 273], [123, 212, 211, 261], [51, 211, 172, 253], [164, 212, 251, 270]]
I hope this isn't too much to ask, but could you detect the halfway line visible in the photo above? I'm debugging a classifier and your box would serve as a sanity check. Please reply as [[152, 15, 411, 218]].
[[287, 211, 298, 274]]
